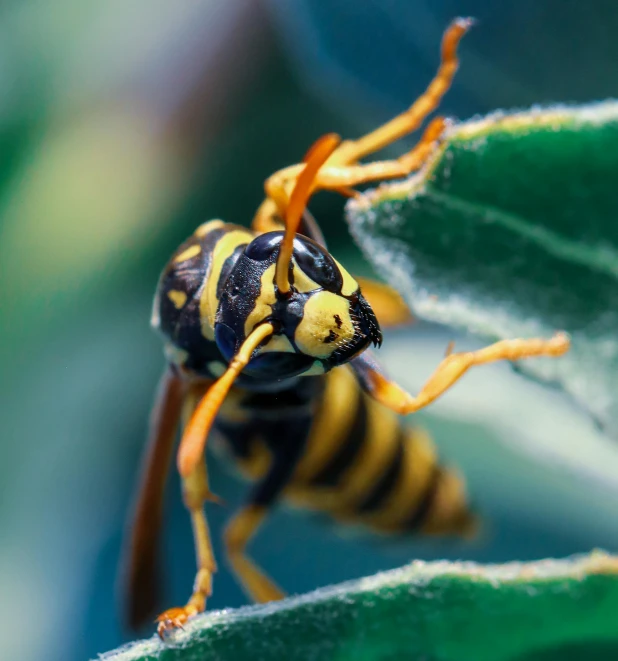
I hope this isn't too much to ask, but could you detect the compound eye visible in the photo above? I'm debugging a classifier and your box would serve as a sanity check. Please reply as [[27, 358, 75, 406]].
[[214, 323, 237, 362], [293, 237, 342, 293], [244, 232, 282, 261]]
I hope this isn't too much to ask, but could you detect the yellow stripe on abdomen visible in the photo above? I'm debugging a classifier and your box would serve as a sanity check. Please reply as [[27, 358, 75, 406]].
[[292, 367, 360, 483], [360, 427, 437, 532], [329, 397, 400, 518]]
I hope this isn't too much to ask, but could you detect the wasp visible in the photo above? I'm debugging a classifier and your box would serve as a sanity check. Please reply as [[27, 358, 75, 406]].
[[122, 18, 570, 637]]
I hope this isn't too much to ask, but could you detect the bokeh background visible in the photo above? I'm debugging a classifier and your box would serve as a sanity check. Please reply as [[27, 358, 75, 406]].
[[3, 2, 618, 660]]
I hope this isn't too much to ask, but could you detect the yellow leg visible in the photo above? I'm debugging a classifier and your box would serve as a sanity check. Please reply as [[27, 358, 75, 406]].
[[252, 198, 284, 234], [254, 115, 446, 232], [251, 18, 472, 231], [316, 116, 446, 189], [223, 505, 285, 603], [333, 17, 472, 164], [354, 334, 570, 415], [156, 460, 217, 637]]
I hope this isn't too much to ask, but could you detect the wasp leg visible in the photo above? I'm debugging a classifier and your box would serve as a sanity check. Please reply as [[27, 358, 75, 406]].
[[252, 198, 283, 234], [156, 385, 219, 639], [356, 277, 413, 328], [224, 505, 285, 603], [156, 459, 217, 638], [252, 19, 471, 229], [315, 116, 446, 189], [256, 114, 444, 230], [252, 167, 302, 230], [224, 428, 307, 603], [352, 333, 570, 414], [333, 18, 472, 166]]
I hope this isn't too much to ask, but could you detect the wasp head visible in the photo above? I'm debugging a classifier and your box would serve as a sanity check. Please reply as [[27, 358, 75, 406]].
[[214, 231, 382, 382]]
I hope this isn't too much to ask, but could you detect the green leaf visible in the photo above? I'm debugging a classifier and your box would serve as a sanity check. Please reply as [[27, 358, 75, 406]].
[[347, 102, 618, 435], [98, 552, 618, 661]]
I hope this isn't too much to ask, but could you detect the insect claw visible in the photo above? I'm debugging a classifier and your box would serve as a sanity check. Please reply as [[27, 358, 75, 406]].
[[155, 607, 189, 640]]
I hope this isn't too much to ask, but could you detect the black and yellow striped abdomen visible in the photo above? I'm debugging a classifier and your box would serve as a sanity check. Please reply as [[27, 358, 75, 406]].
[[215, 366, 475, 538]]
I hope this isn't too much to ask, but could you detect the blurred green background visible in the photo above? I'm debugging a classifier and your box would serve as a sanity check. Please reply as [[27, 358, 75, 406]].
[[3, 2, 618, 660]]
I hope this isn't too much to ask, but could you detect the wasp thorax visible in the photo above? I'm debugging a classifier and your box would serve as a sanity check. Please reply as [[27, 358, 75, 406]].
[[214, 231, 382, 382]]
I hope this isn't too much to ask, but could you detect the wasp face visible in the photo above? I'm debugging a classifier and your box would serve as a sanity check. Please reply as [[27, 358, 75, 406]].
[[215, 232, 382, 382]]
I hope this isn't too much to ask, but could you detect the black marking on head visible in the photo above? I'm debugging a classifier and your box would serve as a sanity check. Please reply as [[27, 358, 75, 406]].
[[216, 244, 246, 299], [153, 224, 251, 380], [154, 228, 226, 340], [216, 254, 266, 343], [334, 314, 343, 329], [324, 292, 382, 367], [324, 330, 338, 344], [217, 238, 307, 348], [174, 296, 226, 375], [354, 292, 382, 348], [243, 231, 344, 294]]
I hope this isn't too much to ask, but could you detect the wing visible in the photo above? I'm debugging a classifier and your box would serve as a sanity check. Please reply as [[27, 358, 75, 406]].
[[121, 367, 185, 630]]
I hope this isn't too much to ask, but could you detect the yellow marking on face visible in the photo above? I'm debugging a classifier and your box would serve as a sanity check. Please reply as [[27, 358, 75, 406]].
[[207, 361, 226, 377], [167, 289, 187, 309], [243, 263, 277, 337], [294, 290, 355, 359], [292, 261, 320, 293], [174, 244, 201, 263], [256, 332, 294, 355], [199, 229, 253, 340], [195, 219, 225, 237], [333, 257, 358, 296]]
